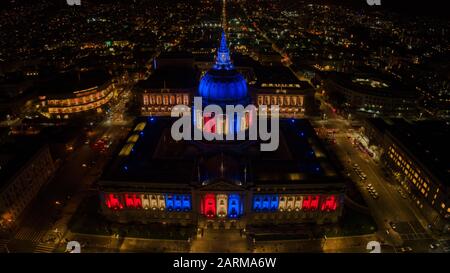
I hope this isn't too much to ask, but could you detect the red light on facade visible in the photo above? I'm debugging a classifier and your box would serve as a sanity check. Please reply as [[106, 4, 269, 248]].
[[311, 195, 320, 210], [203, 115, 216, 134], [105, 193, 122, 210], [321, 195, 338, 211], [125, 194, 134, 208], [302, 195, 320, 210], [203, 193, 216, 218], [302, 196, 311, 210], [122, 193, 143, 209], [132, 194, 142, 208]]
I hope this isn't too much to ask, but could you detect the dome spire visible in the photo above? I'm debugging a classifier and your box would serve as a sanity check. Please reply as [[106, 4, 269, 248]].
[[214, 30, 233, 70]]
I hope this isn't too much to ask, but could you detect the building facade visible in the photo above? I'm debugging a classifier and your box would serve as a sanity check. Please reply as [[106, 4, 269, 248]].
[[363, 118, 450, 232], [37, 69, 116, 119], [99, 32, 345, 230], [324, 73, 418, 117], [256, 84, 312, 118], [0, 143, 55, 231]]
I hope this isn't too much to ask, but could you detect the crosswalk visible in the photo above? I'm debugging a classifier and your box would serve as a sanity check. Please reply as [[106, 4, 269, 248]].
[[400, 233, 431, 241], [0, 239, 10, 253], [14, 227, 47, 243], [33, 243, 55, 253]]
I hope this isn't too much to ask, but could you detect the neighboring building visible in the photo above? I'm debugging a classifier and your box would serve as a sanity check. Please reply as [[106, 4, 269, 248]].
[[324, 73, 418, 117], [363, 118, 450, 232], [137, 67, 196, 116], [98, 32, 345, 230], [36, 69, 115, 119], [254, 65, 317, 117], [0, 138, 55, 231]]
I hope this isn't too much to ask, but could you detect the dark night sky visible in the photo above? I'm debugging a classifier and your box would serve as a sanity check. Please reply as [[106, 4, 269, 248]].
[[2, 0, 448, 18], [325, 0, 448, 17]]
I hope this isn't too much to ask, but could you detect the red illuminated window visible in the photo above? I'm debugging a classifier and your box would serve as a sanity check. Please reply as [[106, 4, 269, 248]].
[[105, 193, 123, 210], [125, 194, 134, 208], [132, 194, 142, 208], [124, 193, 142, 209], [203, 115, 216, 134], [202, 193, 216, 218], [302, 196, 311, 210], [310, 195, 320, 210], [321, 195, 338, 211]]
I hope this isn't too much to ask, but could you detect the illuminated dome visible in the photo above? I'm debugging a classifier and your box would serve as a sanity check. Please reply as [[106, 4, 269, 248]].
[[198, 31, 249, 106]]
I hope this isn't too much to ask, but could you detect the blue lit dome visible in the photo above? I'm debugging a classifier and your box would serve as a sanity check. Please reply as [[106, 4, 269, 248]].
[[198, 32, 249, 106]]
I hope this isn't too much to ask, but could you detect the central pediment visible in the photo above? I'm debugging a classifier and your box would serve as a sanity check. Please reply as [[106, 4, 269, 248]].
[[198, 179, 245, 192]]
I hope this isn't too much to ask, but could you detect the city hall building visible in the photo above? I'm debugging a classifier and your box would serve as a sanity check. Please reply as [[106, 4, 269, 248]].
[[99, 33, 345, 229]]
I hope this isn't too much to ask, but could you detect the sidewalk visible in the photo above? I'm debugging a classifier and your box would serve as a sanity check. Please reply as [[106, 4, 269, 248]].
[[64, 231, 190, 253], [41, 156, 107, 252]]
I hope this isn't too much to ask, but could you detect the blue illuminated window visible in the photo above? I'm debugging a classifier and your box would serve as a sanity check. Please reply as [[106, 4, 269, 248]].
[[253, 196, 262, 211], [165, 194, 174, 211], [182, 195, 191, 211], [270, 195, 279, 211], [228, 194, 241, 218], [262, 195, 270, 211], [253, 194, 278, 212], [174, 195, 182, 211]]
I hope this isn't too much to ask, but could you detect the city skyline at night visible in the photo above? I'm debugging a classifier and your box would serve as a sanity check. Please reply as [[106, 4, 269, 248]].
[[0, 0, 449, 260]]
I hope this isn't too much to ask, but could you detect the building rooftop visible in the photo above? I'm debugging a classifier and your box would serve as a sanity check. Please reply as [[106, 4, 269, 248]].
[[155, 51, 195, 69], [330, 72, 417, 99], [158, 51, 194, 60], [254, 65, 312, 90], [33, 69, 111, 98], [136, 67, 198, 90], [100, 118, 342, 188]]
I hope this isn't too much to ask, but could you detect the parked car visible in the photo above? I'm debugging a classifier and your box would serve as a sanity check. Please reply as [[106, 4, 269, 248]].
[[400, 247, 413, 253]]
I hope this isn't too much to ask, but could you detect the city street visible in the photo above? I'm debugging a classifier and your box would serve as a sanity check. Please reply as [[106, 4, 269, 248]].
[[237, 7, 439, 253], [1, 83, 134, 253], [312, 95, 438, 252]]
